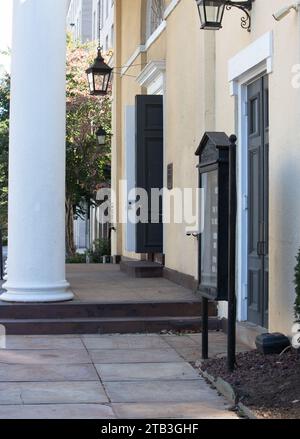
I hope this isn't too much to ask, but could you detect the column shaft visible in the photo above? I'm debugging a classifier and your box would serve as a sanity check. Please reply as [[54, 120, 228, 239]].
[[2, 0, 73, 302]]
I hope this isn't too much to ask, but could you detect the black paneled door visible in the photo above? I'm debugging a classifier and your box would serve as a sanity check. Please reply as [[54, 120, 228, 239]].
[[247, 76, 269, 328], [135, 95, 163, 254]]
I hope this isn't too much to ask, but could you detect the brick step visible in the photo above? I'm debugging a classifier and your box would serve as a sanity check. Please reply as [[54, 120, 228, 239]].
[[0, 301, 217, 320], [0, 316, 220, 335]]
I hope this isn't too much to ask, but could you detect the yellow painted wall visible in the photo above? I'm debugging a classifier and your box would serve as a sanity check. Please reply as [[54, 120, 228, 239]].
[[112, 0, 300, 335]]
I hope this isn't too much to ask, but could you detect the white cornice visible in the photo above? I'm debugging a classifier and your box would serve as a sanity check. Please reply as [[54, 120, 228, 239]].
[[136, 61, 166, 89], [228, 31, 273, 85]]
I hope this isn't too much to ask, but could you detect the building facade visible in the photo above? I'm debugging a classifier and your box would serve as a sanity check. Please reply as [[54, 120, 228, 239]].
[[67, 0, 114, 51], [111, 0, 300, 338], [67, 0, 94, 42], [92, 0, 115, 52]]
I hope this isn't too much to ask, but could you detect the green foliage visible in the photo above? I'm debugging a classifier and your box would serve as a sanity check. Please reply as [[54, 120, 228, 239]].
[[87, 239, 111, 263], [65, 41, 112, 256], [0, 74, 10, 236], [294, 249, 300, 322], [66, 253, 87, 264], [66, 40, 112, 210]]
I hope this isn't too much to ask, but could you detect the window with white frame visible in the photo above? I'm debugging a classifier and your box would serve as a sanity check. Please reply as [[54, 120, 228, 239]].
[[147, 0, 165, 38]]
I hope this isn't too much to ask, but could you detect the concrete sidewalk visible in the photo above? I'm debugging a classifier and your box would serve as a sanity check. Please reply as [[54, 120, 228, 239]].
[[0, 332, 242, 419]]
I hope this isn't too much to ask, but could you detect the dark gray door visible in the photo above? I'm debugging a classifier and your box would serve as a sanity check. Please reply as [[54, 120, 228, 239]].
[[135, 95, 163, 254], [247, 76, 269, 328]]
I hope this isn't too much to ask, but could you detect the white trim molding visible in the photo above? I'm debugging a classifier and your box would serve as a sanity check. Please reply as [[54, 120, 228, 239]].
[[121, 22, 166, 77], [227, 31, 274, 322], [144, 20, 167, 51], [121, 45, 145, 76], [228, 31, 274, 96], [136, 60, 166, 95], [164, 0, 181, 20], [121, 0, 182, 77]]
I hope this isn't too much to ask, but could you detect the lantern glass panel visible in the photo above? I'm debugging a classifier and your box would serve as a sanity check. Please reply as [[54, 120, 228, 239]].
[[94, 72, 105, 92], [201, 170, 218, 289], [205, 2, 220, 22], [87, 72, 94, 93], [197, 3, 205, 23], [97, 134, 106, 146], [197, 0, 226, 30]]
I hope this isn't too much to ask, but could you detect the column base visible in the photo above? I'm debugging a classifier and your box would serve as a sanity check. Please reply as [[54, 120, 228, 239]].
[[0, 281, 73, 303]]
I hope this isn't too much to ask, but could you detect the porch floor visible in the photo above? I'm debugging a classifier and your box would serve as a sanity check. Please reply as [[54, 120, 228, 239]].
[[67, 264, 198, 303], [0, 264, 215, 335]]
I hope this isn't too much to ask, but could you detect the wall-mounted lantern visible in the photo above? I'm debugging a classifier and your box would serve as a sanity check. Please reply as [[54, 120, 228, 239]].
[[195, 0, 254, 31]]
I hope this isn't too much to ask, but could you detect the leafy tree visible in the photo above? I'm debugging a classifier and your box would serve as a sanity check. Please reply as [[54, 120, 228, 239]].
[[294, 249, 300, 322], [0, 74, 10, 240], [66, 39, 112, 256]]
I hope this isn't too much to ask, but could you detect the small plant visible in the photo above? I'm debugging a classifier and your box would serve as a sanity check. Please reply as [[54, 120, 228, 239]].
[[294, 248, 300, 322], [87, 238, 111, 263], [66, 253, 87, 264]]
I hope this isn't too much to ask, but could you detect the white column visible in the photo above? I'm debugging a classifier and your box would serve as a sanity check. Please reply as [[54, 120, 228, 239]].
[[2, 0, 73, 302]]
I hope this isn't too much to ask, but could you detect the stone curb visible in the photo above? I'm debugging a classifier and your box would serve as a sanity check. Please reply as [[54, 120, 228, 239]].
[[200, 368, 258, 419]]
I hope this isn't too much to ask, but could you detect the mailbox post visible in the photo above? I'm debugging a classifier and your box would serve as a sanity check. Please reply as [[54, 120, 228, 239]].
[[195, 132, 237, 371]]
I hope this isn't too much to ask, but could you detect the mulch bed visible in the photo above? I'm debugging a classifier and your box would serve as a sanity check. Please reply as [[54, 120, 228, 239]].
[[200, 349, 300, 419]]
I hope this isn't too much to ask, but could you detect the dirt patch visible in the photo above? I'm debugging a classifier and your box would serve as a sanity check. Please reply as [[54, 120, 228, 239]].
[[200, 349, 300, 419]]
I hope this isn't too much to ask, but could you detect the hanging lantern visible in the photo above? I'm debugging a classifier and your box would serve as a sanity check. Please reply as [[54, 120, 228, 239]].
[[86, 49, 113, 96], [96, 126, 107, 146]]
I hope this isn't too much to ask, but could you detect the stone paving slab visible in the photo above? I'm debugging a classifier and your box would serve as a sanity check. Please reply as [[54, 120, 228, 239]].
[[95, 362, 199, 382], [4, 336, 85, 350], [0, 364, 98, 382], [88, 348, 184, 364], [173, 347, 203, 363], [104, 380, 223, 403], [0, 381, 108, 405], [0, 383, 23, 404], [0, 404, 115, 419], [0, 332, 245, 419], [0, 349, 92, 365], [82, 335, 169, 350], [162, 335, 199, 348], [112, 402, 238, 419]]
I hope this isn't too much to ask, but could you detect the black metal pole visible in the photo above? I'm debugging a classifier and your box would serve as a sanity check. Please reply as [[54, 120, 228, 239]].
[[227, 135, 237, 372], [202, 297, 209, 359], [0, 229, 3, 281]]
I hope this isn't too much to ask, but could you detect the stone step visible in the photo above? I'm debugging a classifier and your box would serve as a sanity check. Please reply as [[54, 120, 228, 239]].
[[0, 316, 220, 335], [120, 261, 163, 278], [0, 301, 217, 320]]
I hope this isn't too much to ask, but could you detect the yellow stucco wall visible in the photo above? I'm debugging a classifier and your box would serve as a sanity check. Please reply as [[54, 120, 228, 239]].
[[112, 0, 300, 335]]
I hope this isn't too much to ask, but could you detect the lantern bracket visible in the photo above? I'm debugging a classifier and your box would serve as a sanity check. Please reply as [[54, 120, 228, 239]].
[[225, 1, 253, 31]]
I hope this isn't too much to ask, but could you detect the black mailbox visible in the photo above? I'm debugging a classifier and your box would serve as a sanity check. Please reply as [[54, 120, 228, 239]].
[[195, 132, 230, 301]]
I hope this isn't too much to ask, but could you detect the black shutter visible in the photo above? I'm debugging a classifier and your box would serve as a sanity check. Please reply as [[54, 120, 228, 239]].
[[135, 95, 163, 253]]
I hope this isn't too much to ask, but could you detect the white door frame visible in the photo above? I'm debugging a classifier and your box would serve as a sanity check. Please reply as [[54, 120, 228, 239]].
[[124, 105, 136, 252], [228, 32, 273, 321]]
